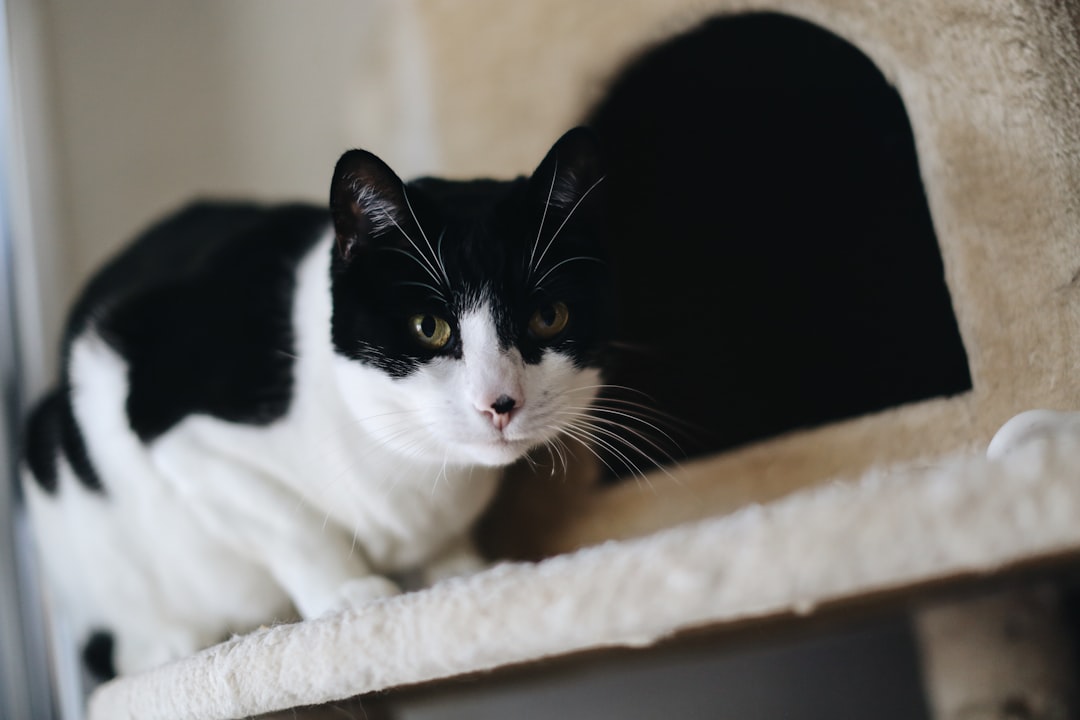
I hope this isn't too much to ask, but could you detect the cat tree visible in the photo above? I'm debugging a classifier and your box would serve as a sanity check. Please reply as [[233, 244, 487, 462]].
[[88, 1, 1080, 718]]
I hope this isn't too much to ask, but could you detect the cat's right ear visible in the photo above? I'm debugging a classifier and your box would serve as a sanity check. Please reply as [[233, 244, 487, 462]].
[[329, 149, 409, 262], [527, 127, 606, 238], [529, 127, 605, 212]]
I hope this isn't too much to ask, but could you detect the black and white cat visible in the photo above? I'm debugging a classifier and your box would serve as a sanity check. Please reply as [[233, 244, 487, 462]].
[[21, 128, 611, 679]]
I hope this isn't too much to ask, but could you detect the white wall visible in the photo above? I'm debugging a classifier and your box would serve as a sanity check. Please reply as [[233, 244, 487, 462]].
[[29, 0, 440, 350]]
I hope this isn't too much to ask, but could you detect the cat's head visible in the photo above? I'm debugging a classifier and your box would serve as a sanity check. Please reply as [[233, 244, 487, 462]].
[[328, 128, 611, 467]]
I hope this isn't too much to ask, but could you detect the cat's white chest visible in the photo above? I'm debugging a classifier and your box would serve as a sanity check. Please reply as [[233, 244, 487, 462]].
[[157, 407, 500, 572]]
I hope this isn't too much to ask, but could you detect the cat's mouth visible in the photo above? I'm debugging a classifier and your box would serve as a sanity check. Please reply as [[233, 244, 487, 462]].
[[460, 435, 537, 467]]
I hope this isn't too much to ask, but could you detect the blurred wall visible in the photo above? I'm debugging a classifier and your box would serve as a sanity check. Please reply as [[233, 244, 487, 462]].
[[41, 0, 440, 300]]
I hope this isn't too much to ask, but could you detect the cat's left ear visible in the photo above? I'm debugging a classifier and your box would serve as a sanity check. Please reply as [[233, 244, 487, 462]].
[[329, 149, 413, 262], [529, 127, 606, 226]]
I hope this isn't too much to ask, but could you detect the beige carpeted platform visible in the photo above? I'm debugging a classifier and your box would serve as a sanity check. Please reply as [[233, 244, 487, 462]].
[[87, 418, 1080, 720]]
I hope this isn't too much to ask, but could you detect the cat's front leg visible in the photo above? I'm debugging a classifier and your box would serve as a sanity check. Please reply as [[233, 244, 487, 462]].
[[252, 514, 401, 618], [221, 501, 401, 618], [152, 429, 400, 619], [225, 506, 402, 619]]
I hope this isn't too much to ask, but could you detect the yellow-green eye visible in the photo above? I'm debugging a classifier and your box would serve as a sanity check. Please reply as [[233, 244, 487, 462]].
[[410, 314, 452, 349], [529, 301, 569, 340]]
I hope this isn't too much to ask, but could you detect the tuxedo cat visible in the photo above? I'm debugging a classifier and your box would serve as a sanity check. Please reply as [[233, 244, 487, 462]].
[[22, 128, 611, 679]]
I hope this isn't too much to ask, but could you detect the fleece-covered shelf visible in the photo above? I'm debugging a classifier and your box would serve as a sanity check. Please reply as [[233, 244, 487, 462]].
[[88, 426, 1080, 720]]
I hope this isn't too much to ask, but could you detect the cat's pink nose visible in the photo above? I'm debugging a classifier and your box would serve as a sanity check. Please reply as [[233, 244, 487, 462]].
[[480, 394, 519, 431]]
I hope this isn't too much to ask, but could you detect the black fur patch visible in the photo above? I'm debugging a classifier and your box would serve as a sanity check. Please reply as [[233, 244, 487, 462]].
[[69, 202, 328, 443], [58, 388, 103, 491], [82, 630, 116, 682], [329, 129, 612, 378], [587, 12, 972, 470], [22, 392, 61, 493], [22, 389, 103, 493]]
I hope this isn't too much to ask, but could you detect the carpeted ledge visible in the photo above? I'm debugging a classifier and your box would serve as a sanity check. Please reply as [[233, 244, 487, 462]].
[[88, 423, 1080, 720]]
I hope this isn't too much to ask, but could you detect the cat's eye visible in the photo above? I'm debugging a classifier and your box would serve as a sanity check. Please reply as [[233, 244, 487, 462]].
[[529, 301, 570, 340], [410, 314, 452, 350]]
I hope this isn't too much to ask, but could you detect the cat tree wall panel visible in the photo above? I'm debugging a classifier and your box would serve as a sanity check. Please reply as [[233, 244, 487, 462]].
[[87, 1, 1080, 718]]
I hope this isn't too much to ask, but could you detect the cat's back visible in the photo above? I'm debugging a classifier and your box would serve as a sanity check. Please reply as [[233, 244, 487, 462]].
[[62, 200, 330, 442], [67, 202, 328, 345]]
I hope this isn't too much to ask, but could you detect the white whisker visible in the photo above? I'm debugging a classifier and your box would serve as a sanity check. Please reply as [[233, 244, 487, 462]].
[[532, 174, 606, 279], [529, 158, 559, 274], [545, 432, 578, 479], [545, 437, 568, 477], [521, 451, 541, 474], [533, 255, 604, 289], [560, 419, 640, 475], [541, 443, 557, 476], [436, 227, 452, 293], [533, 385, 681, 483], [560, 383, 699, 432], [348, 519, 361, 561], [565, 412, 682, 485], [397, 280, 448, 302], [382, 246, 443, 287], [432, 450, 449, 496], [564, 404, 682, 454], [557, 424, 623, 480], [402, 185, 452, 291]]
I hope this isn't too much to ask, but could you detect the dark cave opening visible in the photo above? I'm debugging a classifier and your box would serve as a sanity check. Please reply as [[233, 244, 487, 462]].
[[585, 12, 972, 475]]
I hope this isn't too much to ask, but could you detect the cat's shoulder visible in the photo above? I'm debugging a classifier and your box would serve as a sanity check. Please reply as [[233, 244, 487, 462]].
[[62, 200, 331, 441], [68, 201, 327, 330]]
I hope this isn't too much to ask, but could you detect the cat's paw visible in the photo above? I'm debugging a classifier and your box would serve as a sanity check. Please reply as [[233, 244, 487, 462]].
[[987, 409, 1080, 459], [322, 575, 401, 616]]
